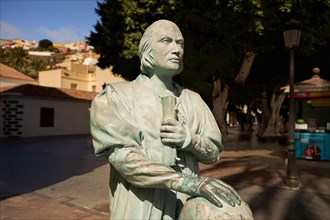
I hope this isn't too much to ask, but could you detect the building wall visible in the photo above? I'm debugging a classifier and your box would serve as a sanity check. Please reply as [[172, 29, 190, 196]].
[[61, 77, 96, 92], [0, 95, 91, 137], [37, 63, 125, 92], [71, 62, 95, 74], [39, 69, 62, 88], [96, 67, 125, 92]]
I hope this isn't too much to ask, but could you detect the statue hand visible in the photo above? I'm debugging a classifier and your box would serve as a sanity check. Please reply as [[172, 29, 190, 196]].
[[196, 176, 241, 208], [160, 118, 187, 147], [168, 175, 241, 208]]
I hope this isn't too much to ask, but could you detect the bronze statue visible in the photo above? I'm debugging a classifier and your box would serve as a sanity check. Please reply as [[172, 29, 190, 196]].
[[90, 19, 253, 220]]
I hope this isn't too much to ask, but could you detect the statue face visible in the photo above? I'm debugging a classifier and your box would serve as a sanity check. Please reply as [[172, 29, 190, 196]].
[[150, 21, 184, 77]]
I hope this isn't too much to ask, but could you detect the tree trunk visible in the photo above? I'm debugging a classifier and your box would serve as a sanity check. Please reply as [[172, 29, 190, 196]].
[[234, 51, 257, 84], [211, 50, 256, 141], [258, 92, 270, 136], [258, 90, 286, 137], [212, 78, 229, 141], [246, 101, 254, 131]]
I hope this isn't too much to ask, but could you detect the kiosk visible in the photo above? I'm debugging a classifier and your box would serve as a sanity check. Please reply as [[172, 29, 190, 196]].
[[283, 68, 330, 161]]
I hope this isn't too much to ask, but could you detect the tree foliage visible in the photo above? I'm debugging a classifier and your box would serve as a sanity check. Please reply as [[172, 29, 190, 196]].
[[37, 39, 59, 52], [0, 47, 49, 79], [38, 39, 53, 49], [88, 0, 330, 136], [88, 0, 330, 83], [1, 47, 31, 71]]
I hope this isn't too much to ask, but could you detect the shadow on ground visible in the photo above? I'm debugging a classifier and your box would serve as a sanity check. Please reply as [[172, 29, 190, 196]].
[[199, 126, 330, 220], [0, 134, 107, 200], [1, 127, 329, 220]]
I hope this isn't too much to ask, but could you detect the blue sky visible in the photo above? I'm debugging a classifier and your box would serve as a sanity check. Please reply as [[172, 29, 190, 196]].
[[0, 0, 101, 43]]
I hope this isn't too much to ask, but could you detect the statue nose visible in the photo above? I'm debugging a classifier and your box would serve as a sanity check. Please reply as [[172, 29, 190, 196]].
[[171, 43, 180, 55]]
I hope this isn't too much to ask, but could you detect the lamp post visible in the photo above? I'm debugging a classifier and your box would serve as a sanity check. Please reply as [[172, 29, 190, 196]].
[[283, 19, 302, 188]]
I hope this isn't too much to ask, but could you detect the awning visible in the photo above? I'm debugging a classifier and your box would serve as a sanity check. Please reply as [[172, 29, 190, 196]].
[[281, 68, 330, 98]]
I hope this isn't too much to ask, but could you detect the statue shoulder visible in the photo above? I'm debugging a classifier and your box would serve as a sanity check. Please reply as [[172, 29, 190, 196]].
[[106, 75, 151, 93], [181, 88, 203, 101], [173, 82, 201, 100], [106, 81, 131, 91], [92, 81, 132, 106]]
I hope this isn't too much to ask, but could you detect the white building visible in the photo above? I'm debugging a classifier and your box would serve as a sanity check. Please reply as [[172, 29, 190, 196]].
[[0, 84, 97, 137]]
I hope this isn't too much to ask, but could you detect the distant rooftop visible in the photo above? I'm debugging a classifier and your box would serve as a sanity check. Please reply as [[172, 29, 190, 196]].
[[0, 63, 36, 82], [0, 84, 98, 101]]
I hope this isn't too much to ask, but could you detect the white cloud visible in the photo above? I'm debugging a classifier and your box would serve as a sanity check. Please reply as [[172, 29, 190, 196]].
[[40, 26, 84, 43], [0, 20, 23, 39], [0, 21, 86, 43]]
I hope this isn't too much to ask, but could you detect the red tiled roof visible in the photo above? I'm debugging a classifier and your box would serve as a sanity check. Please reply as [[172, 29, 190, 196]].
[[0, 84, 98, 101], [0, 63, 36, 81]]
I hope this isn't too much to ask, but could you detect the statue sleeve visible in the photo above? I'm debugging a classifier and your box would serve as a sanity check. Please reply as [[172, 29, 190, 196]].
[[90, 84, 143, 157], [179, 91, 223, 164], [109, 146, 184, 188]]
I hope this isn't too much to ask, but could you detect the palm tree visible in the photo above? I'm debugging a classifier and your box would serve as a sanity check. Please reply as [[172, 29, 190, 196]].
[[0, 47, 9, 64], [3, 47, 32, 72], [25, 59, 48, 79]]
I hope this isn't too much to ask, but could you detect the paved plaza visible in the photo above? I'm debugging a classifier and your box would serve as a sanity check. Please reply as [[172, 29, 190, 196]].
[[0, 127, 329, 219]]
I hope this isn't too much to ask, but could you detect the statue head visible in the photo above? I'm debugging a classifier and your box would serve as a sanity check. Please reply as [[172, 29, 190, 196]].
[[138, 19, 184, 77]]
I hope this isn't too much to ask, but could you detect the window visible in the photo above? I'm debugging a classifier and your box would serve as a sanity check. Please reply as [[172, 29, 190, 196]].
[[92, 85, 96, 92], [40, 107, 54, 127], [71, 83, 77, 90]]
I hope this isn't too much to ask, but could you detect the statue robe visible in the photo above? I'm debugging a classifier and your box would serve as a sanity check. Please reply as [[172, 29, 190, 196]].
[[90, 74, 223, 219]]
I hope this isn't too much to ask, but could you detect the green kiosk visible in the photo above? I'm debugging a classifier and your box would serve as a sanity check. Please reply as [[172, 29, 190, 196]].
[[284, 68, 330, 161]]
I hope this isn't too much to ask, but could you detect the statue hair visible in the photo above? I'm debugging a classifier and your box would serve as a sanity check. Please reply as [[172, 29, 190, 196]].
[[138, 24, 154, 76]]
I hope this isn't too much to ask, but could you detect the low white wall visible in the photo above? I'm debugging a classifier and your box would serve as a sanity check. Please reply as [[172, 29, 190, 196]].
[[0, 95, 92, 137]]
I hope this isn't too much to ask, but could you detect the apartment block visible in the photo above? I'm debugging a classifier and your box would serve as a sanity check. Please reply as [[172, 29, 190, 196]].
[[39, 61, 125, 92]]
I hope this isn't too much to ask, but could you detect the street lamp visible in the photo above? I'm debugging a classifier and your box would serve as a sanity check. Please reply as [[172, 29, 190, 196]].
[[283, 19, 302, 188]]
